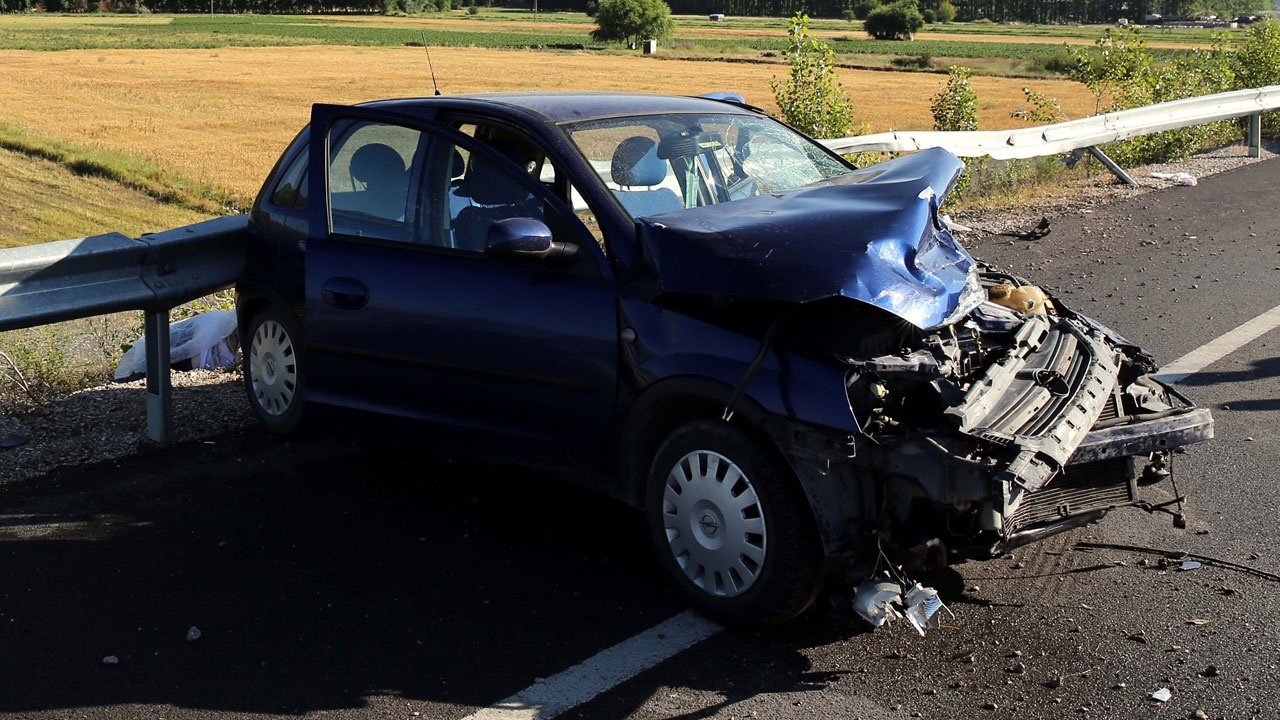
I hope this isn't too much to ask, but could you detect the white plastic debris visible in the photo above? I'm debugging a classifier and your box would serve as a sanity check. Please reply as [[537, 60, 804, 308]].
[[852, 580, 905, 628], [1150, 687, 1173, 703], [102, 655, 119, 665], [1178, 560, 1202, 571], [186, 626, 202, 642], [114, 310, 240, 381], [1149, 171, 1198, 186], [853, 579, 953, 635], [902, 583, 955, 636]]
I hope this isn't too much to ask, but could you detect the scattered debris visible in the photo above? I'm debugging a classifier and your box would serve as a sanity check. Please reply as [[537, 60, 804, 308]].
[[1007, 662, 1027, 674], [851, 570, 954, 636], [186, 626, 202, 642], [1150, 688, 1173, 703], [1150, 171, 1198, 186], [1200, 665, 1221, 678], [1178, 560, 1202, 571], [1128, 632, 1149, 644], [1187, 618, 1211, 626], [102, 656, 119, 665], [1075, 542, 1280, 584]]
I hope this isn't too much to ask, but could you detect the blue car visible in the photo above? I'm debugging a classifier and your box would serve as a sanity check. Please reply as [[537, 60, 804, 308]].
[[237, 92, 1213, 624]]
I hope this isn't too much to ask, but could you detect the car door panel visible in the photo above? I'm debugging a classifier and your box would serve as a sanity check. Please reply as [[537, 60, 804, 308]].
[[303, 105, 618, 470]]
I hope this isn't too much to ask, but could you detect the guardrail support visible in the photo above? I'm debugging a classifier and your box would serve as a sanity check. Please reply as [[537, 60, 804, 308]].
[[1087, 146, 1138, 187], [144, 310, 173, 444], [1248, 113, 1262, 158]]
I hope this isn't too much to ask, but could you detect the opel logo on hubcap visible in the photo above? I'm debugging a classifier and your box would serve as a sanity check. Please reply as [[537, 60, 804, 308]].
[[699, 512, 720, 536]]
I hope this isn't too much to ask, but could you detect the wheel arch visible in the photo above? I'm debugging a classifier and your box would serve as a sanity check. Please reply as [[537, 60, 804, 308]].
[[617, 376, 789, 509]]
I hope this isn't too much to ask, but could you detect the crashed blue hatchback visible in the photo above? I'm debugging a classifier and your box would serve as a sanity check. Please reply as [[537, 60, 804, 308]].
[[237, 92, 1213, 625]]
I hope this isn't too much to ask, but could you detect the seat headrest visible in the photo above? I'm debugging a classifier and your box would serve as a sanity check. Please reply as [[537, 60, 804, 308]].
[[350, 143, 406, 186], [611, 137, 667, 188]]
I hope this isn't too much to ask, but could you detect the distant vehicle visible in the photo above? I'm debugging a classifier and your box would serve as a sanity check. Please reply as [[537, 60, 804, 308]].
[[237, 92, 1214, 624]]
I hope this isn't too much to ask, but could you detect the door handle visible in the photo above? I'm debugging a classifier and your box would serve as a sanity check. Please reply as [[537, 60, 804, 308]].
[[320, 277, 369, 310]]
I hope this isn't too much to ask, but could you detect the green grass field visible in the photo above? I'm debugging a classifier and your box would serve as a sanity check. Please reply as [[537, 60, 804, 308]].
[[0, 12, 1225, 67]]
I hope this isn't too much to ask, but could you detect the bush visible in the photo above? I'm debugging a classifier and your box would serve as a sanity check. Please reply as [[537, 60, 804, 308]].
[[921, 7, 936, 23], [931, 65, 979, 194], [841, 7, 856, 21], [590, 0, 673, 48], [1025, 48, 1073, 75], [936, 0, 955, 22], [1232, 18, 1280, 134], [852, 0, 878, 19], [770, 12, 856, 139], [889, 53, 932, 69], [1067, 27, 1238, 165], [864, 1, 925, 41]]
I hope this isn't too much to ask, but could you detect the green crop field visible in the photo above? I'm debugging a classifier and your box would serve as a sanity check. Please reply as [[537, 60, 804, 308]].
[[0, 12, 1214, 68]]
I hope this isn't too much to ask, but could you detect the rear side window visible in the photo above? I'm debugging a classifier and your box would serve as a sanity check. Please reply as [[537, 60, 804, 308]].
[[270, 151, 308, 209], [327, 121, 424, 242]]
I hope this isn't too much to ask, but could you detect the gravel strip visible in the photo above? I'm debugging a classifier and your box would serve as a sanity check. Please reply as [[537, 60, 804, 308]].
[[1, 139, 1275, 487]]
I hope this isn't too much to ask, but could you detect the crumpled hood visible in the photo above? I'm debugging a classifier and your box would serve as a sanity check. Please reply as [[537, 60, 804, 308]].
[[636, 147, 982, 330]]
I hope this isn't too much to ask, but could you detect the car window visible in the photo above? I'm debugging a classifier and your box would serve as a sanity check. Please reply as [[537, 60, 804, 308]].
[[327, 120, 424, 243], [271, 150, 308, 210], [564, 113, 850, 219]]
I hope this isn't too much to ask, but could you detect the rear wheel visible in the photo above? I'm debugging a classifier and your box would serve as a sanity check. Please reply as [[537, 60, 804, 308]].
[[243, 306, 306, 435], [646, 419, 824, 625]]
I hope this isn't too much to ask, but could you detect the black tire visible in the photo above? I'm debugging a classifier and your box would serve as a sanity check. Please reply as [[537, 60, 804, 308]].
[[243, 306, 306, 435], [646, 419, 825, 625]]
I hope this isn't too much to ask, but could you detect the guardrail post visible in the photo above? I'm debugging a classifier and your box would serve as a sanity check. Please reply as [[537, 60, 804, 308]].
[[1086, 146, 1138, 187], [144, 310, 172, 444], [1248, 113, 1262, 158]]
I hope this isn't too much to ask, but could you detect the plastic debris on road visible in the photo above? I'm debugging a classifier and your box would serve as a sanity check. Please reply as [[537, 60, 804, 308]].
[[102, 656, 119, 665], [852, 580, 904, 628], [1150, 687, 1173, 703], [852, 578, 954, 635], [1179, 560, 1202, 571], [903, 583, 955, 636], [186, 626, 202, 642], [1150, 171, 1198, 186]]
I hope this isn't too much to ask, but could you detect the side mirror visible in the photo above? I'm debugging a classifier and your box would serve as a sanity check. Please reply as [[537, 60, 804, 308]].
[[484, 218, 578, 261]]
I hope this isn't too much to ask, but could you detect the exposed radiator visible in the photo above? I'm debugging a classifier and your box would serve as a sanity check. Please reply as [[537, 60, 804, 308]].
[[1005, 457, 1135, 535]]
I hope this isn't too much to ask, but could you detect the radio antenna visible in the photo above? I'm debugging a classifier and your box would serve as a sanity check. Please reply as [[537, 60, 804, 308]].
[[421, 33, 442, 96]]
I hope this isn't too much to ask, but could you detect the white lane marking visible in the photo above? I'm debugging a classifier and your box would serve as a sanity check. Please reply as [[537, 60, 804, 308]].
[[461, 610, 723, 720], [1154, 302, 1280, 384]]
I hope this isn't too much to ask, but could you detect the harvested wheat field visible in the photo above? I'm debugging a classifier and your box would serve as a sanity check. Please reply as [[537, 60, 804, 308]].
[[0, 46, 1097, 204]]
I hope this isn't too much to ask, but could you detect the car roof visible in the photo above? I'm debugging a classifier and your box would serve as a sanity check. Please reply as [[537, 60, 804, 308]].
[[359, 92, 760, 124]]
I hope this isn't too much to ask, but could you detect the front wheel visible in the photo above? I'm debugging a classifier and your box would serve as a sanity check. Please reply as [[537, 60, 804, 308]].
[[243, 306, 306, 435], [646, 420, 825, 625]]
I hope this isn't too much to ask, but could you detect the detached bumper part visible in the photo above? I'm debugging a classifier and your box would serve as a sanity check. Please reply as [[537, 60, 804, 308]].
[[1069, 407, 1215, 464]]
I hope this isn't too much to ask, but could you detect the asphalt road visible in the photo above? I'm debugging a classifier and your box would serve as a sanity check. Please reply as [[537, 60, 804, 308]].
[[3, 159, 1279, 720]]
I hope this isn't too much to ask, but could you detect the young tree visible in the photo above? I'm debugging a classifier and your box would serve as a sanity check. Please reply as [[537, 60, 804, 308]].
[[590, 0, 673, 49], [770, 12, 856, 139]]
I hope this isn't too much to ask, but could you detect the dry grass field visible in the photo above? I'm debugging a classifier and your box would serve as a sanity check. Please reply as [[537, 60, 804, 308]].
[[0, 45, 1098, 205], [0, 147, 210, 247]]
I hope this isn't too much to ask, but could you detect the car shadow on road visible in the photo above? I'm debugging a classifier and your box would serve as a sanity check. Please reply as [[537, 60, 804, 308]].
[[0, 425, 684, 716]]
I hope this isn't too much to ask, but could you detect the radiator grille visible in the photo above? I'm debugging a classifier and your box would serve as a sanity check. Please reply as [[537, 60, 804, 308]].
[[1096, 393, 1120, 423], [1005, 458, 1134, 535]]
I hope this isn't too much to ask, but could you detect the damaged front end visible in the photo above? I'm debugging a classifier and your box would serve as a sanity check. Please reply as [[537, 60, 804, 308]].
[[633, 146, 1213, 623], [842, 270, 1214, 567]]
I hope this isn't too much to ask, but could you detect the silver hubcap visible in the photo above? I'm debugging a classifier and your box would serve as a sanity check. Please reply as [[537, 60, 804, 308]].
[[249, 319, 297, 417], [661, 450, 767, 598]]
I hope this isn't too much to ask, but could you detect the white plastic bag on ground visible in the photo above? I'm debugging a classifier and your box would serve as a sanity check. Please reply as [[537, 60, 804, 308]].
[[113, 310, 240, 381]]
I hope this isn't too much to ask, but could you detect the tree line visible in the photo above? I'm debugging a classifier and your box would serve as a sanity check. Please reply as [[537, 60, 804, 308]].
[[4, 0, 1266, 29]]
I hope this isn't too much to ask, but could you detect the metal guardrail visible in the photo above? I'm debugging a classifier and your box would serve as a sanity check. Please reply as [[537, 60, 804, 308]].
[[0, 215, 249, 443], [820, 85, 1280, 184]]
